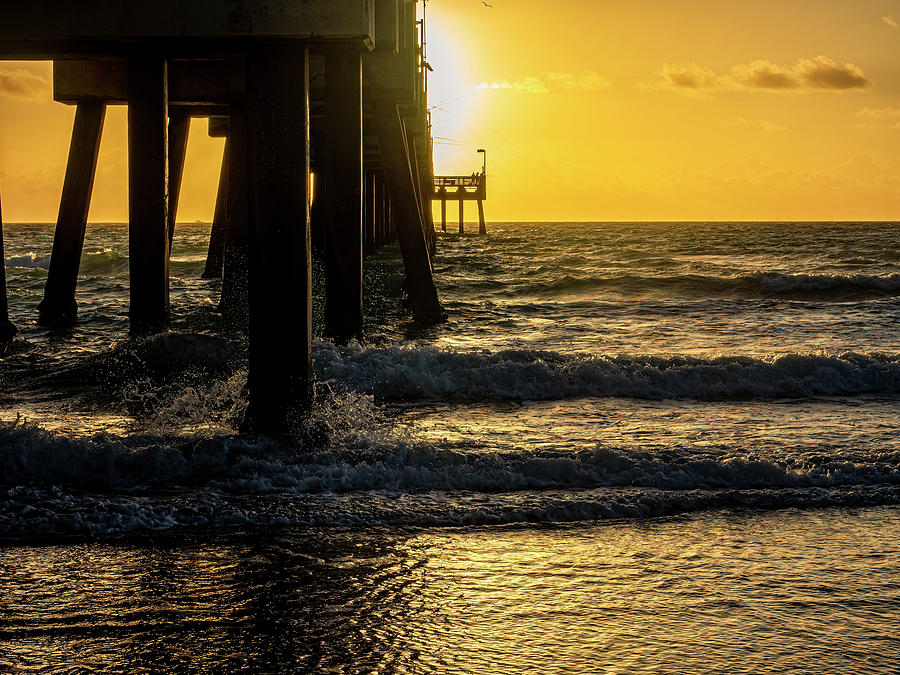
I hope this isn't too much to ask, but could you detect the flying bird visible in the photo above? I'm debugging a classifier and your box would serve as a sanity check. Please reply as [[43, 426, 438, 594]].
[[482, 2, 493, 7]]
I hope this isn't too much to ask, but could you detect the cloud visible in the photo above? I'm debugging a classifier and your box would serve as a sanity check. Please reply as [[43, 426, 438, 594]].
[[544, 71, 612, 93], [856, 107, 900, 129], [731, 60, 799, 89], [884, 15, 898, 29], [794, 56, 870, 89], [656, 63, 720, 89], [857, 107, 900, 119], [475, 71, 611, 95], [731, 116, 790, 133], [0, 68, 51, 100], [647, 56, 871, 93], [476, 77, 549, 94]]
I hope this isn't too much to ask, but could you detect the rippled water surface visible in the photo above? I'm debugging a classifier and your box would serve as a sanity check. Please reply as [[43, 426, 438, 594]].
[[3, 509, 899, 673], [1, 221, 899, 671]]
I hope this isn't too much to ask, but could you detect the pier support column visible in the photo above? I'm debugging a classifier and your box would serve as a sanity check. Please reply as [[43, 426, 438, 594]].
[[202, 139, 229, 279], [478, 200, 486, 235], [127, 54, 169, 335], [324, 47, 363, 342], [166, 113, 189, 255], [37, 101, 105, 327], [310, 130, 327, 256], [242, 44, 313, 435], [458, 198, 465, 235], [406, 133, 435, 258], [389, 198, 397, 243], [221, 106, 249, 328], [364, 169, 375, 256], [373, 172, 386, 246], [440, 197, 447, 232], [382, 178, 391, 244], [373, 103, 445, 322], [0, 186, 16, 345]]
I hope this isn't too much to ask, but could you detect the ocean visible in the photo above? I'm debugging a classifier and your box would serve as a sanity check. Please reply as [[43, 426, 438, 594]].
[[1, 221, 899, 672]]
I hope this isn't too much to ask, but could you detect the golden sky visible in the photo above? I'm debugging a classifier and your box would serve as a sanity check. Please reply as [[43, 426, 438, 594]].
[[0, 0, 898, 222]]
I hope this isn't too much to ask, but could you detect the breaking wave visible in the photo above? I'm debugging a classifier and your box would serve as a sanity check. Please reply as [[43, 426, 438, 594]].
[[1, 418, 899, 538], [18, 335, 900, 410], [4, 249, 127, 274], [5, 253, 52, 269], [317, 344, 900, 402], [510, 272, 900, 300], [754, 272, 900, 298]]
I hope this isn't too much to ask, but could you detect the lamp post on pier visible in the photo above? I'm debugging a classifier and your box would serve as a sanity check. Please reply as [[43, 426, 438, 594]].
[[476, 149, 487, 235]]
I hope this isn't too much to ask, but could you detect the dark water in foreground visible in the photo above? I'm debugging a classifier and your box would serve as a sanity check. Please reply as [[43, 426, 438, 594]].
[[1, 222, 899, 672]]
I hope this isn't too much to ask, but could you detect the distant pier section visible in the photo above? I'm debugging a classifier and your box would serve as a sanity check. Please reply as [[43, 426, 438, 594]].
[[433, 171, 487, 235]]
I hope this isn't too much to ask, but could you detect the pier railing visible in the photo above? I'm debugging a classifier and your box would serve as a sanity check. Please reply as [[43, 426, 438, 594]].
[[433, 173, 486, 198]]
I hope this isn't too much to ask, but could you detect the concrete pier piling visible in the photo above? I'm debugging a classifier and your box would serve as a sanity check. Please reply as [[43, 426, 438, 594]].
[[478, 200, 487, 235], [220, 108, 249, 328], [0, 187, 16, 345], [127, 54, 170, 335], [374, 172, 387, 246], [324, 47, 364, 342], [364, 169, 376, 255], [166, 112, 190, 254], [38, 101, 105, 327], [201, 139, 229, 280], [242, 44, 313, 434], [374, 102, 445, 322], [309, 131, 328, 256]]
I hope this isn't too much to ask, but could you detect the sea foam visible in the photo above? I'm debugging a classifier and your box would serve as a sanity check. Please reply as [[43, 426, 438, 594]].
[[316, 344, 900, 402]]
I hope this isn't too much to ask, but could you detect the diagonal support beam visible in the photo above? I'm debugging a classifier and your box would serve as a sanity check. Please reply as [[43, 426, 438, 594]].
[[0, 184, 16, 344], [373, 103, 445, 323], [166, 112, 190, 256], [38, 101, 105, 327], [202, 138, 229, 279]]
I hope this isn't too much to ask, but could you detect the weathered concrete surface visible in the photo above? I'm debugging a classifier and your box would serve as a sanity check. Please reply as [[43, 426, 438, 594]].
[[324, 48, 364, 342], [127, 55, 170, 335], [54, 58, 247, 105], [1, 1, 374, 57], [242, 44, 313, 435]]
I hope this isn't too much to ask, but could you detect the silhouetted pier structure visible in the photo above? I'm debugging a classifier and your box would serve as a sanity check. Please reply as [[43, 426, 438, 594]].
[[0, 0, 449, 435], [433, 171, 488, 235]]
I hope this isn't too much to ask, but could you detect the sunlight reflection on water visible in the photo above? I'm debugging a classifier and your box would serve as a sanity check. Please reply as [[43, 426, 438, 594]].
[[2, 507, 898, 673]]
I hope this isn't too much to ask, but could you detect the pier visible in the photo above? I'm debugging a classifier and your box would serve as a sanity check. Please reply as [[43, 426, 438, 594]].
[[433, 168, 488, 235], [0, 0, 463, 435]]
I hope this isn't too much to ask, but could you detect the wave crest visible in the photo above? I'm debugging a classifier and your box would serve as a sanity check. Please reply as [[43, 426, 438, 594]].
[[509, 271, 900, 300], [2, 419, 899, 537], [317, 345, 900, 401], [5, 249, 128, 274]]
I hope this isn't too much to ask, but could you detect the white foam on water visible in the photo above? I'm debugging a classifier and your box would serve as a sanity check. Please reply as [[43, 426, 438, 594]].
[[2, 415, 900, 538], [5, 253, 51, 269], [753, 271, 900, 296], [315, 344, 900, 401], [3, 482, 898, 539]]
